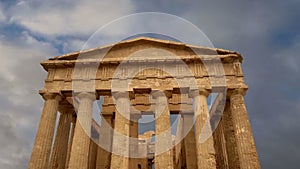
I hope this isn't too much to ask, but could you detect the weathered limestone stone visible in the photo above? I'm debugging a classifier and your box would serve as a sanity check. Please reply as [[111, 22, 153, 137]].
[[222, 101, 240, 169], [228, 89, 260, 169], [129, 114, 141, 169], [68, 92, 95, 169], [213, 118, 229, 169], [31, 37, 261, 169], [28, 93, 61, 169], [96, 114, 114, 169], [173, 116, 184, 169], [65, 116, 76, 168], [49, 108, 72, 169], [190, 90, 217, 169], [153, 91, 174, 169], [180, 137, 187, 169], [110, 92, 131, 169], [182, 114, 197, 169], [88, 139, 98, 169]]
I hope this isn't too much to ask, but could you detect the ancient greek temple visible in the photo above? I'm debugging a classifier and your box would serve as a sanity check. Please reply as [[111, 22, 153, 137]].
[[28, 37, 260, 169]]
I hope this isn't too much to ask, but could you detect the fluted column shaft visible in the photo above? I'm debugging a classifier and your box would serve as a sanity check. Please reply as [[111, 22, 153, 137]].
[[110, 92, 131, 169], [153, 91, 173, 169], [96, 114, 114, 169], [229, 90, 260, 169], [88, 138, 98, 169], [191, 90, 217, 169], [182, 114, 197, 169], [65, 117, 76, 168], [129, 114, 141, 169], [213, 118, 229, 169], [50, 108, 73, 169], [28, 93, 61, 169], [68, 92, 95, 169], [222, 100, 239, 168]]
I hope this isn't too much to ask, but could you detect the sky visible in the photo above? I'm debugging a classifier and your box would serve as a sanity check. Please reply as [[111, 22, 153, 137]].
[[0, 0, 299, 168]]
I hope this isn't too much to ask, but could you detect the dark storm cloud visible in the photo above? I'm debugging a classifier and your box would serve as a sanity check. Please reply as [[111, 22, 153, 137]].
[[132, 0, 300, 168]]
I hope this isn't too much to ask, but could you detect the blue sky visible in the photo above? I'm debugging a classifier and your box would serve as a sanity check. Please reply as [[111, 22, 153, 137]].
[[0, 0, 299, 168]]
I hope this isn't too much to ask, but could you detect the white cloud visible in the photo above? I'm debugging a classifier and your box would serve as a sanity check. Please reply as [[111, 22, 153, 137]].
[[0, 3, 135, 167], [0, 32, 58, 169], [0, 31, 58, 113], [61, 38, 87, 52], [0, 113, 29, 169], [9, 0, 134, 36], [0, 32, 57, 81]]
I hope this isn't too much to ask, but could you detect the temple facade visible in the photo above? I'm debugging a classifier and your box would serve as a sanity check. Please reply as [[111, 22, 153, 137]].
[[28, 37, 260, 169]]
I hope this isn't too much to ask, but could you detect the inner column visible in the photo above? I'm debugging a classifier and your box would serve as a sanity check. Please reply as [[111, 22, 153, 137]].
[[152, 91, 174, 169], [49, 104, 73, 169], [65, 116, 76, 168], [96, 113, 114, 169], [182, 113, 197, 169], [110, 92, 131, 169], [129, 112, 141, 169]]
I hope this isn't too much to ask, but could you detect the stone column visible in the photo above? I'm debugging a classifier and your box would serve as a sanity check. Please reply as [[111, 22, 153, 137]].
[[65, 116, 76, 168], [96, 114, 114, 169], [222, 100, 239, 169], [182, 114, 197, 169], [129, 113, 141, 169], [190, 90, 217, 169], [68, 92, 95, 169], [110, 92, 131, 169], [213, 118, 229, 169], [88, 138, 98, 169], [50, 106, 73, 169], [181, 136, 187, 169], [28, 93, 61, 169], [228, 89, 260, 168], [153, 91, 173, 169]]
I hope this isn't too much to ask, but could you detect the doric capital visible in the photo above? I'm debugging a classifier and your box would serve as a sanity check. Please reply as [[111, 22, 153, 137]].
[[151, 90, 172, 99], [227, 88, 248, 97], [76, 92, 96, 100], [42, 92, 62, 101], [180, 110, 194, 117], [189, 89, 211, 98], [180, 112, 194, 117], [112, 91, 134, 100]]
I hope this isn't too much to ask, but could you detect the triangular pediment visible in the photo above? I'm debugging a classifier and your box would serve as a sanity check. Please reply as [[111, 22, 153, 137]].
[[41, 37, 242, 71], [48, 37, 238, 61]]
